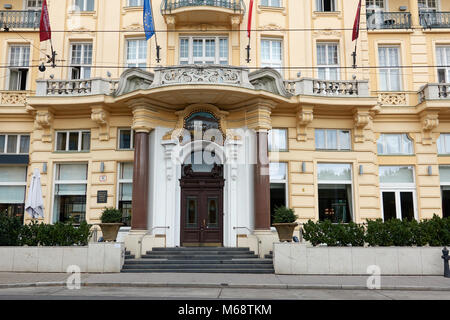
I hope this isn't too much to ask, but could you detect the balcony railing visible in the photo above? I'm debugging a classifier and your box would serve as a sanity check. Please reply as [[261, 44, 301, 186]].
[[292, 78, 369, 97], [366, 11, 412, 30], [419, 11, 450, 29], [36, 78, 118, 96], [0, 10, 41, 29], [419, 83, 450, 103], [161, 0, 245, 14]]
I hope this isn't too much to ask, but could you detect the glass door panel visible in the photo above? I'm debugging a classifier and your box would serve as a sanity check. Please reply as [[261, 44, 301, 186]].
[[185, 197, 198, 229], [207, 197, 218, 228], [382, 191, 397, 220], [400, 192, 415, 220]]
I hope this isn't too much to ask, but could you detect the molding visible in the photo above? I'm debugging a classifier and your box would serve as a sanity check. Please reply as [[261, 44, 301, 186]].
[[420, 111, 439, 145], [91, 106, 110, 141], [35, 110, 54, 143], [353, 109, 371, 143], [296, 105, 314, 142]]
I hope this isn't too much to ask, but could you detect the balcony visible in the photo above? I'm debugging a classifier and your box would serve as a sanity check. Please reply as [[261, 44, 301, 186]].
[[0, 10, 41, 29], [161, 0, 245, 25], [419, 83, 450, 103], [292, 78, 369, 97], [366, 11, 412, 30], [420, 11, 450, 29], [36, 78, 118, 96]]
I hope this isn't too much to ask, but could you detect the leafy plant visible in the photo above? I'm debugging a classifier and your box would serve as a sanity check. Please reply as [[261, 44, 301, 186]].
[[273, 206, 298, 224], [0, 211, 23, 246], [100, 207, 123, 224], [302, 220, 365, 246]]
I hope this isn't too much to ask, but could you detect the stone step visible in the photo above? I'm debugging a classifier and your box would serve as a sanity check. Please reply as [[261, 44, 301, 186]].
[[121, 268, 275, 274], [140, 254, 259, 260], [125, 254, 135, 260], [151, 247, 250, 251], [122, 264, 273, 270], [144, 250, 256, 256], [124, 259, 273, 265]]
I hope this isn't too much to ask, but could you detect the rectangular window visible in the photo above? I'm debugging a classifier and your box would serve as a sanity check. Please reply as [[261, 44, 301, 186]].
[[261, 0, 282, 7], [0, 166, 27, 223], [418, 0, 438, 10], [261, 39, 282, 74], [0, 134, 30, 154], [55, 131, 90, 152], [439, 166, 450, 218], [126, 39, 147, 69], [70, 43, 93, 80], [53, 163, 88, 224], [378, 46, 401, 91], [128, 0, 143, 6], [437, 133, 450, 154], [317, 163, 353, 223], [315, 129, 351, 150], [118, 128, 134, 150], [377, 133, 413, 155], [74, 0, 95, 11], [365, 0, 385, 11], [268, 128, 288, 152], [436, 46, 450, 83], [8, 46, 30, 91], [379, 166, 416, 221], [26, 0, 42, 9], [270, 162, 288, 224], [179, 37, 228, 65], [317, 43, 339, 80], [316, 0, 336, 11], [118, 162, 133, 226]]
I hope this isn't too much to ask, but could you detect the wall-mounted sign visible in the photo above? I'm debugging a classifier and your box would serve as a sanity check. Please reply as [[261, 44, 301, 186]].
[[97, 190, 108, 204], [99, 175, 107, 182]]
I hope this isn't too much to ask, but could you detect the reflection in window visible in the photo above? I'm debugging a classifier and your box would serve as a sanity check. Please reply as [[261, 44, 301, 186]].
[[270, 163, 287, 224], [377, 134, 413, 155], [268, 128, 288, 151], [0, 166, 27, 223], [315, 129, 350, 150]]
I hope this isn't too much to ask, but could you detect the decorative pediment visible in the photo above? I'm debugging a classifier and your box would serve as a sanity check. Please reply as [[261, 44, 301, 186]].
[[114, 68, 154, 96], [249, 68, 292, 98]]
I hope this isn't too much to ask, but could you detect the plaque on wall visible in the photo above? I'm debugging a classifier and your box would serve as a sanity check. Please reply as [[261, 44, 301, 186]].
[[97, 190, 108, 204]]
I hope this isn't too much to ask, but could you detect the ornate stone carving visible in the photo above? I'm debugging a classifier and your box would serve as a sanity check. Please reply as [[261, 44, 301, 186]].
[[296, 106, 314, 142], [35, 111, 53, 143], [246, 99, 277, 131], [157, 66, 242, 86], [378, 93, 407, 106], [258, 23, 282, 31], [421, 112, 439, 145], [164, 15, 176, 27], [0, 92, 27, 105], [230, 15, 241, 27], [353, 110, 371, 143], [91, 106, 110, 141]]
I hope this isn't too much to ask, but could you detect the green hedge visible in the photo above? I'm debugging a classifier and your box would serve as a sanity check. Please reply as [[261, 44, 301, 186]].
[[0, 212, 92, 246], [302, 215, 450, 247]]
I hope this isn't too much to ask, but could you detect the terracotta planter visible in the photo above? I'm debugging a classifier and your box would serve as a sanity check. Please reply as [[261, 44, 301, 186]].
[[99, 223, 123, 242], [273, 222, 298, 242]]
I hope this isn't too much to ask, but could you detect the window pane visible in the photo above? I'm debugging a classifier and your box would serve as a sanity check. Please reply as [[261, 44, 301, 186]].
[[119, 129, 131, 149], [318, 184, 352, 223], [385, 134, 401, 154], [56, 132, 67, 151], [0, 166, 27, 182], [0, 135, 4, 153], [315, 129, 325, 149], [339, 130, 350, 150], [185, 197, 198, 228], [56, 184, 87, 195], [270, 162, 287, 181], [400, 192, 414, 220], [317, 163, 352, 181], [120, 183, 132, 201], [81, 132, 90, 151], [19, 135, 30, 154], [326, 130, 337, 149], [439, 166, 450, 183], [270, 182, 286, 224], [57, 164, 87, 181], [379, 166, 414, 183], [269, 129, 287, 151], [382, 192, 397, 221], [68, 132, 79, 151], [0, 186, 25, 204], [7, 135, 17, 153], [120, 162, 134, 180]]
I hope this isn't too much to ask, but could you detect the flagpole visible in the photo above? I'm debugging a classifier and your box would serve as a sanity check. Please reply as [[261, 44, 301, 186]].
[[149, 0, 160, 63]]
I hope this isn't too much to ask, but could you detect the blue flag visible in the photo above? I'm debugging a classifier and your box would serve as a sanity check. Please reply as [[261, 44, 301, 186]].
[[143, 0, 155, 41]]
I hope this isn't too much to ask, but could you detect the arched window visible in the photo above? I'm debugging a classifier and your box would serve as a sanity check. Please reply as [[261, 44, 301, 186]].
[[184, 150, 221, 173], [183, 111, 223, 145]]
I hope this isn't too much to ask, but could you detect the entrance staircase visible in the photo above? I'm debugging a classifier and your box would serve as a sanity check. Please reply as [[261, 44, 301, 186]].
[[122, 247, 274, 273]]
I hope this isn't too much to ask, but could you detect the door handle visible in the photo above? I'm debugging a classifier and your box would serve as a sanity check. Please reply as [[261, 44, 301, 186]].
[[202, 219, 206, 228]]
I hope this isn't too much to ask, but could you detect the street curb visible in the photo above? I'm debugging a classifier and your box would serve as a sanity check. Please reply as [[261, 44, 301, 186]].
[[0, 281, 449, 291]]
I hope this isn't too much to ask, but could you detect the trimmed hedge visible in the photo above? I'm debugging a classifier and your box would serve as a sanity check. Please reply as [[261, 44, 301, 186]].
[[302, 215, 450, 247], [0, 212, 92, 246]]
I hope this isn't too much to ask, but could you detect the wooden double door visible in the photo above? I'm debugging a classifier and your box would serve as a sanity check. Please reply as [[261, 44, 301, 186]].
[[180, 166, 224, 246]]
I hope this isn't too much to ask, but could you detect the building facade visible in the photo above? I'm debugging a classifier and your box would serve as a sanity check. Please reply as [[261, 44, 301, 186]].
[[0, 0, 449, 256]]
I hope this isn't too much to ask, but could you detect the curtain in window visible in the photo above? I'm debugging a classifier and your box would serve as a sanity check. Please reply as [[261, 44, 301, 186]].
[[121, 163, 134, 180], [57, 164, 87, 181], [120, 183, 132, 201]]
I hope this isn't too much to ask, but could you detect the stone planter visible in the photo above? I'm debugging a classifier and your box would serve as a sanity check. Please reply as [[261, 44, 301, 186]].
[[99, 223, 123, 242], [273, 222, 298, 242]]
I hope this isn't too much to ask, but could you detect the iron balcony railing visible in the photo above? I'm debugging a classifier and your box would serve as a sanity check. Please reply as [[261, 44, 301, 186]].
[[366, 11, 412, 30], [161, 0, 245, 14], [0, 10, 41, 29], [420, 11, 450, 29]]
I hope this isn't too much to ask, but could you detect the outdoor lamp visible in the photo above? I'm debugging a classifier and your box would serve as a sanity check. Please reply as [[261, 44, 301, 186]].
[[42, 162, 47, 174], [359, 165, 363, 175], [100, 162, 105, 173]]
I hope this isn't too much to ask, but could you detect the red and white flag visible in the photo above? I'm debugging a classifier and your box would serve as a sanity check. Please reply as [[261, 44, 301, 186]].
[[39, 0, 51, 42], [247, 0, 254, 38], [352, 0, 362, 41]]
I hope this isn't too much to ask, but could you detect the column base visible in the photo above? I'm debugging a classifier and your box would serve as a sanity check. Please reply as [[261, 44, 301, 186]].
[[124, 230, 147, 259], [249, 229, 279, 258], [141, 234, 166, 253]]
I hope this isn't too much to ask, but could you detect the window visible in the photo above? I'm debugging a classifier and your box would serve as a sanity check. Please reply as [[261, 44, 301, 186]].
[[379, 166, 416, 221], [70, 43, 92, 80], [128, 0, 143, 6], [0, 134, 30, 154], [179, 37, 228, 65], [53, 163, 88, 224], [118, 128, 134, 150], [317, 43, 339, 80], [0, 166, 26, 223], [315, 129, 351, 150], [377, 134, 413, 155], [26, 0, 42, 9], [118, 162, 133, 226], [317, 163, 353, 223], [437, 133, 450, 154], [74, 0, 95, 11], [436, 46, 450, 83], [418, 0, 438, 11], [268, 129, 288, 152], [316, 0, 336, 12], [365, 0, 385, 10], [8, 46, 30, 91], [261, 39, 282, 74], [378, 46, 401, 91], [270, 162, 288, 224], [439, 166, 450, 218], [126, 39, 147, 69], [261, 0, 281, 7], [55, 131, 90, 152]]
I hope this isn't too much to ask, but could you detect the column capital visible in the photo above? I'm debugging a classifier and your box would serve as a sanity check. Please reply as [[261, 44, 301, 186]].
[[245, 98, 277, 131], [128, 99, 160, 133]]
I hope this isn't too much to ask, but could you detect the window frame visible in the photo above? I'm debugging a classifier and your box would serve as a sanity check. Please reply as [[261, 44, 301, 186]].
[[117, 162, 133, 225], [269, 162, 289, 224], [378, 45, 402, 91], [7, 45, 30, 91], [436, 45, 450, 83], [437, 133, 450, 154], [0, 165, 27, 222], [25, 0, 42, 9], [315, 129, 351, 151], [316, 42, 340, 80], [365, 0, 386, 11], [118, 128, 135, 150], [260, 0, 282, 7], [73, 0, 95, 11], [125, 38, 147, 69], [55, 130, 91, 152], [0, 134, 30, 154], [268, 128, 288, 152], [261, 38, 283, 74], [316, 0, 337, 12], [127, 0, 143, 7], [377, 133, 413, 155], [69, 42, 93, 80], [179, 36, 229, 65]]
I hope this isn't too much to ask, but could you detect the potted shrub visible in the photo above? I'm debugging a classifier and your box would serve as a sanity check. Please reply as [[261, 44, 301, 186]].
[[99, 207, 123, 242], [272, 206, 298, 242]]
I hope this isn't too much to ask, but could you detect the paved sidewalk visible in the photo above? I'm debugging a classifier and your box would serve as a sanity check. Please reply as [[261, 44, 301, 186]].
[[0, 272, 449, 291]]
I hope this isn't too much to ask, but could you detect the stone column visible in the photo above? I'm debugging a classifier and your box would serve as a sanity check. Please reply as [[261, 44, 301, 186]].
[[254, 130, 271, 230], [131, 131, 149, 230]]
